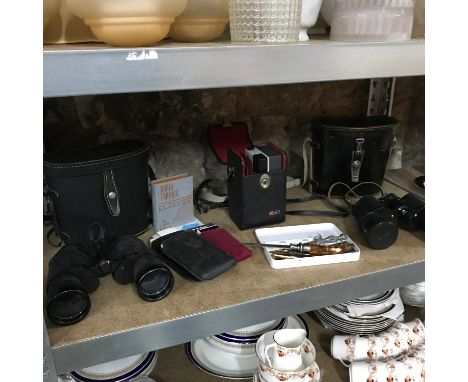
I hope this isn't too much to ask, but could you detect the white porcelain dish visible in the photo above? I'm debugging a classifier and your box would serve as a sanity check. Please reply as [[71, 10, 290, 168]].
[[228, 319, 283, 337], [299, 0, 323, 41], [70, 351, 157, 382], [186, 315, 308, 379], [255, 223, 360, 269]]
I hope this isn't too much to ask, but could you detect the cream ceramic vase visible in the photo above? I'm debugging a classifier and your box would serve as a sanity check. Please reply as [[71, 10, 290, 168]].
[[43, 0, 61, 27], [44, 1, 98, 44], [300, 0, 323, 41], [65, 0, 188, 47], [169, 0, 229, 42]]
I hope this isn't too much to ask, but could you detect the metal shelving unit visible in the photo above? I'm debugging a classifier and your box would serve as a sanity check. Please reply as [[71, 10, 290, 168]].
[[43, 38, 424, 97], [43, 38, 425, 382]]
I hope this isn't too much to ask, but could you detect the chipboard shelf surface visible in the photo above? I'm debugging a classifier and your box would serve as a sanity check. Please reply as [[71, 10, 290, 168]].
[[43, 184, 424, 375]]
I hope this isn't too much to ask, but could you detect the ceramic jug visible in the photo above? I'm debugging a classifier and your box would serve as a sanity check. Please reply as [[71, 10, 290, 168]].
[[265, 329, 307, 372], [299, 0, 323, 41]]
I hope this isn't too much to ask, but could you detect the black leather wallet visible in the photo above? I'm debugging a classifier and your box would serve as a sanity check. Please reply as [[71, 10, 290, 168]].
[[156, 231, 236, 281]]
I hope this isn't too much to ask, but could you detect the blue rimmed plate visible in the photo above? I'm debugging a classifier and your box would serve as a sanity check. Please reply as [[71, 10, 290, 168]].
[[70, 351, 157, 382], [186, 315, 308, 380]]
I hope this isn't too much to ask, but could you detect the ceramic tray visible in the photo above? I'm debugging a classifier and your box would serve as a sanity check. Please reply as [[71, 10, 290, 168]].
[[255, 223, 360, 269]]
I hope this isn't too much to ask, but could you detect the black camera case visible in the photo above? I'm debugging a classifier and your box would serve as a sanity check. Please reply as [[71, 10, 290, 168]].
[[44, 140, 151, 244], [310, 116, 398, 195], [227, 146, 286, 229], [207, 122, 286, 230]]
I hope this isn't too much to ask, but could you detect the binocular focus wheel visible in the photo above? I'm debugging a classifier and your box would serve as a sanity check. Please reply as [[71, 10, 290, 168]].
[[47, 289, 91, 326]]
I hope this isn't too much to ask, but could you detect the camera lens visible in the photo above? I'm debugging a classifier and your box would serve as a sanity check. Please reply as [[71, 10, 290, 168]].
[[136, 266, 174, 302]]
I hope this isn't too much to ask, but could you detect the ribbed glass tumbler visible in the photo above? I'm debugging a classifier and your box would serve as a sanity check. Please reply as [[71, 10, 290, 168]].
[[229, 0, 302, 42]]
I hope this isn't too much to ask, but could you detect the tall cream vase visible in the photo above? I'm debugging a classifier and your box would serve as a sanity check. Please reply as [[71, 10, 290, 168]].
[[65, 0, 188, 47], [43, 0, 60, 27], [169, 0, 229, 42]]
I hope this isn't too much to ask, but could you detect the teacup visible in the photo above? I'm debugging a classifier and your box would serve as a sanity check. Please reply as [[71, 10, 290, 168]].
[[264, 329, 309, 372]]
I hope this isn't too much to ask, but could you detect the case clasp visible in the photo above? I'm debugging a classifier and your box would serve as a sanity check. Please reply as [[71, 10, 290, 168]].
[[351, 138, 365, 183], [103, 171, 120, 217]]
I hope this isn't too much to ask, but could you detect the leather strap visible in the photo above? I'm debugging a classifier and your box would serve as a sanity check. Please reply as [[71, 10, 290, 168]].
[[286, 194, 349, 217]]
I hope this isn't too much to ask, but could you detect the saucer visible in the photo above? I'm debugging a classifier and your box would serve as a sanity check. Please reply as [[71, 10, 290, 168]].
[[186, 315, 308, 380], [211, 318, 287, 348]]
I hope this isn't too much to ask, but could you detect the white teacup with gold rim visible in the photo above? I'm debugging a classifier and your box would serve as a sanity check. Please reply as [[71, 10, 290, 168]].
[[265, 329, 309, 372]]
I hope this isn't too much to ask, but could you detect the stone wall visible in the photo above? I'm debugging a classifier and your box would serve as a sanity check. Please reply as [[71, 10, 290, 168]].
[[43, 76, 424, 186]]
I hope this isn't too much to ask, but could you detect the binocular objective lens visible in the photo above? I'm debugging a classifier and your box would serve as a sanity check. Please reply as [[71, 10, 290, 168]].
[[137, 267, 174, 302], [48, 290, 91, 325]]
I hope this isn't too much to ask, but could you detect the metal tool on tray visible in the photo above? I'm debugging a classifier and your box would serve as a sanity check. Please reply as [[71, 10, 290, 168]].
[[245, 234, 355, 260]]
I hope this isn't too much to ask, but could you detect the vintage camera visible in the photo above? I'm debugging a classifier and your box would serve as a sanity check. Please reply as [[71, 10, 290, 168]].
[[352, 192, 425, 250]]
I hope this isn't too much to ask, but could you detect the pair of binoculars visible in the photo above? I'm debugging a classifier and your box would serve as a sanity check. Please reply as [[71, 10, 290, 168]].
[[352, 192, 425, 250], [46, 235, 174, 326]]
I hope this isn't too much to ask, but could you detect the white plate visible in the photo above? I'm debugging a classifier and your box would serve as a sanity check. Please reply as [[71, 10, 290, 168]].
[[186, 315, 308, 380], [71, 351, 157, 381], [255, 223, 360, 269], [228, 319, 282, 337]]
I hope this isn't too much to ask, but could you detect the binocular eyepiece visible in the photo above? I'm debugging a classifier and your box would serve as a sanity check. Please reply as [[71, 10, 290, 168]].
[[47, 235, 174, 326]]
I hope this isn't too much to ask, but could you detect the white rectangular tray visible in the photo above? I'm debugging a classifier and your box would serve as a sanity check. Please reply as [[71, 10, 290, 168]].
[[255, 223, 360, 269]]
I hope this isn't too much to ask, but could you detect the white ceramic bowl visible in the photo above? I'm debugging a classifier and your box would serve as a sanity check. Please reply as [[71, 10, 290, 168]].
[[65, 0, 188, 47], [170, 0, 228, 42], [43, 0, 61, 27]]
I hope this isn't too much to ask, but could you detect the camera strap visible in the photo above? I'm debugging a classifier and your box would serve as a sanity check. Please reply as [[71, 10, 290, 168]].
[[286, 182, 384, 217], [286, 194, 350, 217]]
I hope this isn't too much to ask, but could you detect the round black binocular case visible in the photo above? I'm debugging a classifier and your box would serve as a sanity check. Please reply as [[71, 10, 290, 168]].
[[352, 192, 425, 250], [46, 236, 174, 326]]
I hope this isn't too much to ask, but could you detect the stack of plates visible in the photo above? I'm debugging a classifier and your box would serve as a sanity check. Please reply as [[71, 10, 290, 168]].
[[315, 290, 404, 335], [186, 315, 308, 379], [69, 351, 157, 382], [400, 282, 425, 307]]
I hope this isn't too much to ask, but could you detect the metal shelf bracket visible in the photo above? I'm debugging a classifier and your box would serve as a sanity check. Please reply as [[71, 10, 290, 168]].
[[367, 78, 396, 116], [44, 318, 59, 382]]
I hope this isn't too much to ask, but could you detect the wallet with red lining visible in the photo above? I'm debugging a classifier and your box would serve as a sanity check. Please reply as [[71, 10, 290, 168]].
[[199, 226, 252, 262]]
